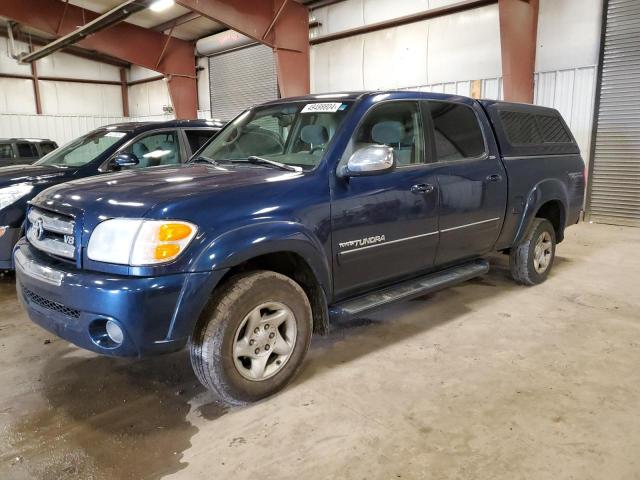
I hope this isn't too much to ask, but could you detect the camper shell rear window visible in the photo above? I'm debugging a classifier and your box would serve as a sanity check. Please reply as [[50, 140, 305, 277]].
[[480, 100, 579, 157]]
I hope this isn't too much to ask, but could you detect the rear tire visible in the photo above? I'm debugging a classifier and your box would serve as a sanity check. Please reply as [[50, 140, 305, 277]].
[[189, 270, 313, 406], [509, 218, 556, 286]]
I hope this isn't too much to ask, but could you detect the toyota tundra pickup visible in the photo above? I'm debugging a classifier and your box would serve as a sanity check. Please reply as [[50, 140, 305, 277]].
[[15, 91, 585, 405]]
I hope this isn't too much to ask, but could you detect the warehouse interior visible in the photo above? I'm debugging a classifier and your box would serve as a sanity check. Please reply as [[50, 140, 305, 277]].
[[0, 0, 639, 478]]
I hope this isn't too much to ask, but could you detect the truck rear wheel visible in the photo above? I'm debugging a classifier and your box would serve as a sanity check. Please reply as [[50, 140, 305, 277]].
[[189, 270, 313, 406], [509, 218, 556, 285]]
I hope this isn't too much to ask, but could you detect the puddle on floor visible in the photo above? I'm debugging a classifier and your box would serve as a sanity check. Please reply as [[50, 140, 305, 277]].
[[1, 348, 226, 480]]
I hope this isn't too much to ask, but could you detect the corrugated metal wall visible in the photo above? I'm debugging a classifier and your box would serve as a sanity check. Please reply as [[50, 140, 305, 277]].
[[208, 45, 278, 121], [588, 0, 640, 227], [534, 66, 598, 164]]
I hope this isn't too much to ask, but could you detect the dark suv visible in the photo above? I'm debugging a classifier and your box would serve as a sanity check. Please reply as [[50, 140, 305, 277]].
[[0, 119, 223, 269], [0, 138, 58, 166]]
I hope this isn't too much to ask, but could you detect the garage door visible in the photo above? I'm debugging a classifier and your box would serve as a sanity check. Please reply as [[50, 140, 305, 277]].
[[589, 0, 640, 226], [208, 44, 278, 122]]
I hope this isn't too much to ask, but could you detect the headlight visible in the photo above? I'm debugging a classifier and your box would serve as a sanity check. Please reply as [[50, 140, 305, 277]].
[[0, 183, 33, 210], [87, 219, 197, 266]]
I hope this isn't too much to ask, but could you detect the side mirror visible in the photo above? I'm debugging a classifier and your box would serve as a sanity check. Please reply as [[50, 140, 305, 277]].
[[111, 152, 139, 169], [338, 145, 396, 178]]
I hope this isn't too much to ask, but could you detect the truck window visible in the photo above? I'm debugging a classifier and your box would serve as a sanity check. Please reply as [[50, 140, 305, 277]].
[[125, 131, 180, 168], [16, 143, 37, 158], [424, 101, 486, 162], [353, 101, 424, 167], [39, 142, 57, 156], [184, 130, 215, 153], [499, 110, 572, 145], [0, 144, 13, 159]]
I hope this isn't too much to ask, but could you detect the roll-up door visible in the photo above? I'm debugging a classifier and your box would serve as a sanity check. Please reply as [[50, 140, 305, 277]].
[[589, 0, 640, 226], [208, 44, 278, 122]]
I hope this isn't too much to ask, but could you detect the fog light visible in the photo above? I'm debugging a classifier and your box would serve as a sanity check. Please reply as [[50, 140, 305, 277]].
[[105, 320, 124, 345]]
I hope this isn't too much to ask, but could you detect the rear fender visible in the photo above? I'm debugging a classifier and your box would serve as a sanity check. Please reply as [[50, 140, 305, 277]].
[[513, 178, 568, 246]]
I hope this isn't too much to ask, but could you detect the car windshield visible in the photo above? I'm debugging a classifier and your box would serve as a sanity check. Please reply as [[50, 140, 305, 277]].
[[36, 129, 128, 167], [197, 101, 353, 170]]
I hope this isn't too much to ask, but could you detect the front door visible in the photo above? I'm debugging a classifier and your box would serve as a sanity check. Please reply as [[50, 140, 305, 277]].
[[422, 100, 507, 265], [331, 101, 441, 299]]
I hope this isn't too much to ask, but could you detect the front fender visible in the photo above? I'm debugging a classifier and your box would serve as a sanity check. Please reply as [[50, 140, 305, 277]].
[[513, 178, 569, 246], [192, 221, 332, 294]]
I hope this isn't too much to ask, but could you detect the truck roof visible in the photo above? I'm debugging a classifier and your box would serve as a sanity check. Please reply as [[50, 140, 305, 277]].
[[99, 118, 226, 132], [0, 138, 56, 143]]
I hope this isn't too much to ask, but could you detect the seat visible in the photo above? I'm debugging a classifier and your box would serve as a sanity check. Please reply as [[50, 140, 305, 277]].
[[300, 125, 329, 152], [371, 121, 414, 166], [132, 143, 150, 168]]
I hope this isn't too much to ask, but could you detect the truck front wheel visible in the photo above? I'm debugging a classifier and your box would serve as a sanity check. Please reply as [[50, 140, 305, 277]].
[[189, 270, 313, 405], [509, 218, 556, 285]]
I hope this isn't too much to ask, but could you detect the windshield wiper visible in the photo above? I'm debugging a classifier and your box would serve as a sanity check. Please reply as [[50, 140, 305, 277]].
[[192, 156, 219, 165], [246, 156, 302, 172]]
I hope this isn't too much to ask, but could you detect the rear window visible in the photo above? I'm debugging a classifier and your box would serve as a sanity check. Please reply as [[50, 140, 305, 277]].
[[40, 142, 57, 155], [0, 144, 13, 159], [425, 101, 486, 162], [184, 129, 216, 153], [500, 110, 572, 145], [16, 143, 37, 158]]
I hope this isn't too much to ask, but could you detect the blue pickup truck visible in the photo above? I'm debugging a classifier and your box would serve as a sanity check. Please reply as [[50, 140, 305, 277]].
[[0, 119, 222, 269], [15, 91, 585, 405]]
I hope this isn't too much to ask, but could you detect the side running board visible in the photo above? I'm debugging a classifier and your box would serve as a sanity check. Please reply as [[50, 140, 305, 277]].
[[329, 259, 489, 319]]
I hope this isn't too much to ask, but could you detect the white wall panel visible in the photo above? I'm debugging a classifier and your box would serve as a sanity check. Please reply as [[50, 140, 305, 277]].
[[197, 57, 211, 112], [536, 0, 602, 72], [39, 81, 123, 116], [36, 51, 120, 82], [426, 5, 501, 84], [311, 4, 501, 92], [534, 66, 597, 165], [0, 78, 37, 114], [128, 65, 161, 82], [0, 38, 31, 76], [128, 79, 172, 117], [363, 0, 429, 24], [362, 22, 428, 89]]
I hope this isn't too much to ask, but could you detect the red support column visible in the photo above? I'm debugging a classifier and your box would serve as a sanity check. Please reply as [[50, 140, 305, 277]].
[[167, 76, 198, 120], [498, 0, 539, 103]]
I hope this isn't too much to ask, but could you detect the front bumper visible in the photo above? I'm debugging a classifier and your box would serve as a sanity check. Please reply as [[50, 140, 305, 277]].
[[14, 240, 227, 357]]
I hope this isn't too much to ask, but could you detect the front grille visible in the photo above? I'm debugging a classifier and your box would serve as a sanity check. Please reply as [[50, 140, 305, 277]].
[[26, 208, 76, 261], [22, 287, 81, 319]]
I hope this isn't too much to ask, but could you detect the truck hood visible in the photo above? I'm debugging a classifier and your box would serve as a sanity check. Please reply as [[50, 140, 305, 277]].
[[31, 163, 303, 219], [0, 164, 74, 189]]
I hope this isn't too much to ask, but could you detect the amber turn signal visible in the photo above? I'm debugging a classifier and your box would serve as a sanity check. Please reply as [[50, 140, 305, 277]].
[[154, 243, 181, 260], [158, 223, 192, 242]]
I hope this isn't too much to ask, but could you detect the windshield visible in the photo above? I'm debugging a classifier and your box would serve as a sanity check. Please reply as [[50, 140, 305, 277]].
[[197, 101, 353, 170], [36, 129, 128, 167]]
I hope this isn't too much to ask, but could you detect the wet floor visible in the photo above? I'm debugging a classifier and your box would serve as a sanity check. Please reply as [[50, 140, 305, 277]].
[[1, 223, 640, 479]]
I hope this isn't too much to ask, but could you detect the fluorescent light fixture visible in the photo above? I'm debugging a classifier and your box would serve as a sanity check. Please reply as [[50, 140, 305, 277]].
[[149, 0, 174, 12]]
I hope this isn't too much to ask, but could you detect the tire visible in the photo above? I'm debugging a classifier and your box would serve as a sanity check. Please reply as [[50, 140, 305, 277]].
[[509, 218, 556, 286], [190, 270, 313, 406]]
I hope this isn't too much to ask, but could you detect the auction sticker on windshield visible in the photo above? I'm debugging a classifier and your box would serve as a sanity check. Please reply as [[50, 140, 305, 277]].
[[301, 103, 344, 113]]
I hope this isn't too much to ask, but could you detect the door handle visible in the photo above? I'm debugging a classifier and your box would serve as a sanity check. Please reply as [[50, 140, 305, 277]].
[[486, 174, 503, 182], [411, 183, 435, 194]]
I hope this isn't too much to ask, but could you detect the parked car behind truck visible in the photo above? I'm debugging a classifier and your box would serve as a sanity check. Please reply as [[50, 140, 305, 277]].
[[0, 119, 223, 269], [15, 91, 585, 405], [0, 138, 58, 165]]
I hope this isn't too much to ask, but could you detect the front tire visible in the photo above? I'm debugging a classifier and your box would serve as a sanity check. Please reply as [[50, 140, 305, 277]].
[[190, 270, 313, 406], [509, 218, 556, 285]]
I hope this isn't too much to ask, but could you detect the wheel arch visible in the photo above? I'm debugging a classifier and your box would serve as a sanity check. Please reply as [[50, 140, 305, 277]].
[[513, 179, 569, 246]]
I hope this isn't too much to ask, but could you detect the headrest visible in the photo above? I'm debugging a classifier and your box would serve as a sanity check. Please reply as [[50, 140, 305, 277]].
[[301, 125, 329, 146], [372, 121, 404, 144]]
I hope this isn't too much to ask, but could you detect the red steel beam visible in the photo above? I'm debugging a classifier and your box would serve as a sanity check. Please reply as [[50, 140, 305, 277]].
[[0, 0, 198, 118], [176, 0, 310, 97], [498, 0, 539, 103]]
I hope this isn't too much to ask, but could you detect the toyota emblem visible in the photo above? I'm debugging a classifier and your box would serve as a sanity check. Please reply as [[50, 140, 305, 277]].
[[33, 218, 45, 241]]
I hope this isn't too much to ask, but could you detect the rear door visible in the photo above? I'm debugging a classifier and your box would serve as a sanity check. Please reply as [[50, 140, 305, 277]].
[[331, 100, 440, 298], [422, 100, 507, 265]]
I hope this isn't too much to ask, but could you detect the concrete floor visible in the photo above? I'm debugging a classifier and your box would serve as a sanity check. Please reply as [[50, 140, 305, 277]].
[[0, 222, 639, 480]]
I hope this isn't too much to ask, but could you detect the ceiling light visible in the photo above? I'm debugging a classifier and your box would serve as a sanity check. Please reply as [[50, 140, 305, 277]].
[[149, 0, 174, 12]]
